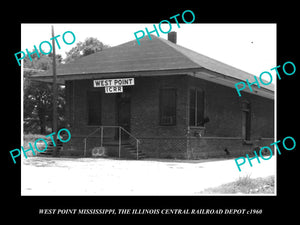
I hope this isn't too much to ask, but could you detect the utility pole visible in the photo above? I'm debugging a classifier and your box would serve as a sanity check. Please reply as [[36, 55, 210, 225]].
[[51, 25, 58, 157]]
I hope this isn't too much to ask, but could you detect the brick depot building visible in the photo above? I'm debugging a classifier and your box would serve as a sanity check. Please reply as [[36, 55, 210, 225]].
[[33, 32, 274, 159]]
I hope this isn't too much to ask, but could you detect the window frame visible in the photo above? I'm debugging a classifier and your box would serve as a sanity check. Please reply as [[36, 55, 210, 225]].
[[159, 87, 177, 126], [189, 88, 205, 127], [241, 100, 251, 141]]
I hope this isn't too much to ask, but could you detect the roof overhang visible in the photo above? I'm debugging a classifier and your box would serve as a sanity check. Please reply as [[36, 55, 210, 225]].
[[30, 68, 199, 84], [192, 68, 274, 100], [30, 66, 274, 100]]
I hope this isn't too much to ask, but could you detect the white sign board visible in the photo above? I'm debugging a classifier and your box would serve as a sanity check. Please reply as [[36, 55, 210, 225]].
[[94, 78, 135, 87], [105, 86, 123, 93]]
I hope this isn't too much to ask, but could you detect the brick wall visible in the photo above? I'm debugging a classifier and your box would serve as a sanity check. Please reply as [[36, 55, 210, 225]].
[[64, 74, 274, 159], [130, 75, 188, 138], [139, 137, 187, 159], [65, 80, 117, 137], [187, 137, 274, 159], [187, 75, 274, 139]]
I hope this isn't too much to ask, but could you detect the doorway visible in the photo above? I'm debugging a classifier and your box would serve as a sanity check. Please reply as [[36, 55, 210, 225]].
[[115, 90, 131, 140], [241, 101, 251, 141]]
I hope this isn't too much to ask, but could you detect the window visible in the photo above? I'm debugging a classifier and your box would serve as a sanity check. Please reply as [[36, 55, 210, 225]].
[[159, 88, 176, 126], [189, 88, 205, 126], [87, 91, 102, 125], [241, 101, 251, 141]]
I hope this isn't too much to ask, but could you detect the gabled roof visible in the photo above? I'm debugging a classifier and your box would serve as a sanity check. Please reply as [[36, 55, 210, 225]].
[[31, 35, 274, 99]]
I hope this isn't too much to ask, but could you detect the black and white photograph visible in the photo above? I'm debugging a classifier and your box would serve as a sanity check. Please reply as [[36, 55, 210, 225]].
[[4, 7, 298, 220], [20, 23, 276, 196]]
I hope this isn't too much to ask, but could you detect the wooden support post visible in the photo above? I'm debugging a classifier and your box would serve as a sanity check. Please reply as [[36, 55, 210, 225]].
[[136, 141, 139, 160], [51, 25, 58, 157], [119, 127, 121, 159], [100, 126, 104, 147]]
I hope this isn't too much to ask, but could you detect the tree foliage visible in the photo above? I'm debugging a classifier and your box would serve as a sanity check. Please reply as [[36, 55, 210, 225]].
[[23, 52, 65, 134], [24, 37, 109, 134], [64, 37, 110, 63]]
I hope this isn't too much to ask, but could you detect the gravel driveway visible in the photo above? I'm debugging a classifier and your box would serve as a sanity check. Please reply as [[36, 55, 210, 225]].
[[21, 156, 276, 195]]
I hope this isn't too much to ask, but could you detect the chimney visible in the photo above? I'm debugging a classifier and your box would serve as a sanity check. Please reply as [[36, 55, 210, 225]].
[[168, 31, 177, 44]]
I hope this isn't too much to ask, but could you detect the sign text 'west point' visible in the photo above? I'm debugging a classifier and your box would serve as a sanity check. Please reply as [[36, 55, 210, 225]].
[[93, 78, 135, 93], [93, 78, 135, 87]]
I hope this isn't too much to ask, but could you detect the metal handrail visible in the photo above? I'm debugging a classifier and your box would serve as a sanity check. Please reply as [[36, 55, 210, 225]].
[[119, 126, 140, 160], [119, 126, 140, 144], [83, 127, 101, 156], [83, 126, 140, 159], [85, 127, 101, 139]]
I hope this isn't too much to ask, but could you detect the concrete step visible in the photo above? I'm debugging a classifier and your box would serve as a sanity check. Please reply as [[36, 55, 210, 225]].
[[37, 140, 63, 156], [120, 143, 147, 160]]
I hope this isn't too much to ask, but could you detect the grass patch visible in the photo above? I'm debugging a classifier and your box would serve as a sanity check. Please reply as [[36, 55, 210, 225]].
[[200, 175, 275, 194]]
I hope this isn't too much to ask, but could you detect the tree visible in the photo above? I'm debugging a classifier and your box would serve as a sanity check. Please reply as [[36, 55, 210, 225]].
[[23, 52, 65, 134], [64, 37, 110, 63], [24, 37, 110, 134], [23, 51, 62, 71]]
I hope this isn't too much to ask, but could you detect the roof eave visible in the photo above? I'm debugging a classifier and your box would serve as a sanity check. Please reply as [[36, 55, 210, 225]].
[[29, 67, 201, 83], [31, 66, 274, 100], [193, 69, 274, 100]]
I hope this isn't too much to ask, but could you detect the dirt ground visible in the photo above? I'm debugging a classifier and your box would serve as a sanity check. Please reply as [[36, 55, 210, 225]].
[[21, 156, 276, 195]]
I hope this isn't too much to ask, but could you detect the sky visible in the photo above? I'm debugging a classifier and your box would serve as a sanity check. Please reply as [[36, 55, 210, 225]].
[[21, 23, 276, 81]]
